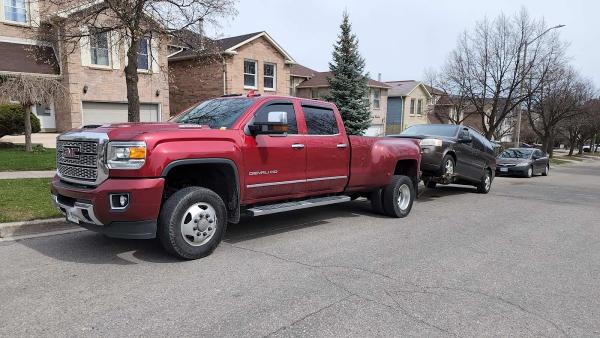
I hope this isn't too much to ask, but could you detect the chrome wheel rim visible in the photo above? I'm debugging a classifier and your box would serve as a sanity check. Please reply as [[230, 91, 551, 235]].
[[545, 166, 549, 175], [528, 167, 532, 177], [397, 184, 411, 210], [484, 174, 491, 191], [444, 159, 454, 175], [180, 202, 217, 247]]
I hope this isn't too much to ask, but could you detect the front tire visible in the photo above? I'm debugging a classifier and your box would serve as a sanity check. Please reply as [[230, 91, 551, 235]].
[[382, 175, 415, 218], [476, 170, 492, 194], [158, 187, 227, 260], [542, 165, 549, 176], [525, 166, 533, 178]]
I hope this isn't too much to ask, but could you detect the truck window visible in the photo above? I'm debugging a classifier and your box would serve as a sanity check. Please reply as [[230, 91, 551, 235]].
[[255, 102, 298, 134], [303, 106, 339, 135]]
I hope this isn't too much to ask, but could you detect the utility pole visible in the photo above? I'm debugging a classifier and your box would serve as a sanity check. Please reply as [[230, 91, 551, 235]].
[[514, 24, 565, 148]]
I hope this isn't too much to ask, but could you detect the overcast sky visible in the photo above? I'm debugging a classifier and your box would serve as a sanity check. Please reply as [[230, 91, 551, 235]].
[[208, 0, 599, 87]]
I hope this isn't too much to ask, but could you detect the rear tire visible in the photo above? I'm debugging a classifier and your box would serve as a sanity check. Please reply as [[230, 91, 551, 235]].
[[382, 175, 415, 218], [542, 165, 549, 176], [476, 170, 492, 194], [370, 189, 385, 215], [158, 187, 227, 260]]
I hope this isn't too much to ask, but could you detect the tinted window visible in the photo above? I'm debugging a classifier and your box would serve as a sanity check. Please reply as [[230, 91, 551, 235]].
[[173, 98, 254, 129], [255, 102, 298, 134], [401, 124, 459, 137], [303, 106, 339, 135]]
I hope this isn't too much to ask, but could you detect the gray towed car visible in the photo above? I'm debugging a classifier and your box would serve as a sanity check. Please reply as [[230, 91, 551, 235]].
[[496, 148, 550, 178], [392, 124, 496, 193]]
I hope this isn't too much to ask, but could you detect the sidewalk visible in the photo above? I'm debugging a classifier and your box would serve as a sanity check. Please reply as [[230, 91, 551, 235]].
[[0, 133, 59, 149], [0, 170, 56, 179]]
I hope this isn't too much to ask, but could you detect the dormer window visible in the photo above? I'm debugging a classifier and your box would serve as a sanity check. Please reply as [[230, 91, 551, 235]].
[[4, 0, 27, 23]]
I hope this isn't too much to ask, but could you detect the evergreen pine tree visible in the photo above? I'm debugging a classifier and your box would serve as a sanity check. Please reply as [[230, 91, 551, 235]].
[[328, 11, 372, 135]]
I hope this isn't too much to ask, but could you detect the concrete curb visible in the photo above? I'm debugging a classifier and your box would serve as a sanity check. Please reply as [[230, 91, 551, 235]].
[[0, 218, 66, 238], [0, 170, 56, 179]]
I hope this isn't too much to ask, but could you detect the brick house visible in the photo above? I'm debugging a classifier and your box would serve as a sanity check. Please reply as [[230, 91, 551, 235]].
[[384, 80, 432, 135], [294, 71, 390, 136], [168, 31, 296, 115], [0, 0, 170, 132]]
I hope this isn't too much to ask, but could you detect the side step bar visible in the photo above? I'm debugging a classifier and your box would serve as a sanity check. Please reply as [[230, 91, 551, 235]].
[[247, 195, 351, 216]]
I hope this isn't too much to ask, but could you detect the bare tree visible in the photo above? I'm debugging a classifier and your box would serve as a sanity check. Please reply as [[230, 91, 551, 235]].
[[42, 0, 236, 121], [0, 74, 66, 151], [441, 9, 566, 140], [424, 68, 476, 125]]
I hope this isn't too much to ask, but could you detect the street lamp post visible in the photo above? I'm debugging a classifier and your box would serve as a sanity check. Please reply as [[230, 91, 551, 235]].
[[514, 24, 565, 148]]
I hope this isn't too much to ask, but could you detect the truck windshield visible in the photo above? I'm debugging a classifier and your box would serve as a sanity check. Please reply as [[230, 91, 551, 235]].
[[400, 125, 459, 137], [172, 98, 254, 129]]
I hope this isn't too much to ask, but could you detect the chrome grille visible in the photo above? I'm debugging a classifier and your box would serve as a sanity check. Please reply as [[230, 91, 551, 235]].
[[57, 139, 100, 182]]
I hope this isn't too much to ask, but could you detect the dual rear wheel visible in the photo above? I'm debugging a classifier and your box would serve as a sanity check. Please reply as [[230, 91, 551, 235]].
[[370, 175, 415, 218]]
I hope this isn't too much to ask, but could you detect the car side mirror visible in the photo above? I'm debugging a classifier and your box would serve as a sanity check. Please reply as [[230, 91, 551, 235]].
[[457, 135, 472, 143], [248, 111, 288, 136]]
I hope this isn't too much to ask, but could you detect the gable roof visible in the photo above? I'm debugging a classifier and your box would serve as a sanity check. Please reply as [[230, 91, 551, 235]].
[[290, 64, 317, 78], [169, 31, 296, 63], [386, 80, 432, 98], [296, 71, 391, 89]]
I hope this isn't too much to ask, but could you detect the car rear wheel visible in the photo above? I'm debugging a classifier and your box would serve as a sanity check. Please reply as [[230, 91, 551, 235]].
[[542, 165, 549, 176], [476, 170, 492, 194], [382, 175, 415, 218], [158, 187, 227, 260]]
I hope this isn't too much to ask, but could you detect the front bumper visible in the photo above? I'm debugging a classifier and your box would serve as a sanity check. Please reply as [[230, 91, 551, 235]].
[[419, 147, 444, 173], [496, 166, 528, 176], [51, 175, 164, 239]]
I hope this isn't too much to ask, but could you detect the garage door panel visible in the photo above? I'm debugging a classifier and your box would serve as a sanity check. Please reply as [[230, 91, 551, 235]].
[[82, 102, 159, 125]]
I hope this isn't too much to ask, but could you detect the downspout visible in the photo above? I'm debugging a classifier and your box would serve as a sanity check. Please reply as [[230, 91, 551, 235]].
[[222, 55, 228, 95]]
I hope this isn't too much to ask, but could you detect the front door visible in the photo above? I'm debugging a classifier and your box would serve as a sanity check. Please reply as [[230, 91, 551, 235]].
[[34, 102, 56, 131], [301, 104, 350, 194], [242, 101, 307, 203], [454, 127, 478, 181]]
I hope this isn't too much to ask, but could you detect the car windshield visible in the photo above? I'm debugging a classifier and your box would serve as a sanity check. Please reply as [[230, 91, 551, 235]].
[[400, 125, 458, 137], [172, 98, 254, 129], [499, 149, 533, 159]]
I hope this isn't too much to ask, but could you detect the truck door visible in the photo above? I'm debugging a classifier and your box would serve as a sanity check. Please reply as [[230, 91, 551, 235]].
[[242, 100, 307, 202], [300, 103, 350, 194]]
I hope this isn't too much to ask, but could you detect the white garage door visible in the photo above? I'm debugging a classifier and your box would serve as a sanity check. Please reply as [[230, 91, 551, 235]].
[[82, 102, 159, 126]]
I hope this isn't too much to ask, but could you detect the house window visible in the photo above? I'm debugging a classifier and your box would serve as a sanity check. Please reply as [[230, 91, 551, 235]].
[[410, 98, 416, 115], [311, 88, 319, 99], [417, 99, 423, 116], [3, 0, 27, 23], [90, 29, 110, 66], [371, 88, 381, 109], [264, 63, 276, 91], [244, 60, 257, 88], [137, 38, 150, 70]]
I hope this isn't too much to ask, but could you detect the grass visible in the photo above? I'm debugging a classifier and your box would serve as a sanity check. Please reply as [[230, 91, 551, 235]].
[[0, 178, 61, 222], [0, 143, 56, 171], [550, 158, 570, 166]]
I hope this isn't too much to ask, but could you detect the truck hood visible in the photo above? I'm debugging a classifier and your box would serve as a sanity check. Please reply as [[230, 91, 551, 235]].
[[81, 122, 209, 140]]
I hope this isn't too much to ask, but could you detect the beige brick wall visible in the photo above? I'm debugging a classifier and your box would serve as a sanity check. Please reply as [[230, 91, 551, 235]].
[[168, 57, 223, 115], [402, 86, 430, 130], [225, 36, 290, 96]]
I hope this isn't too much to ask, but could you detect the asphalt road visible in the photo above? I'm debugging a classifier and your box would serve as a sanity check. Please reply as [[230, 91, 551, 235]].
[[1, 159, 600, 337]]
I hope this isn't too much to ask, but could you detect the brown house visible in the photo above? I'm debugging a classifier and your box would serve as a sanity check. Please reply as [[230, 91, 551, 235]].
[[0, 0, 170, 132], [168, 31, 296, 115]]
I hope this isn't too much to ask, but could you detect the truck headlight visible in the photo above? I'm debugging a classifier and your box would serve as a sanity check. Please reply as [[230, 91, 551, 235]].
[[106, 141, 146, 169], [420, 138, 443, 147]]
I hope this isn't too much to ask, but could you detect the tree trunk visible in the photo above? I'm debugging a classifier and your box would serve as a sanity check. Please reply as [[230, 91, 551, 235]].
[[547, 133, 555, 157], [125, 38, 140, 122], [23, 104, 32, 152], [568, 142, 575, 156]]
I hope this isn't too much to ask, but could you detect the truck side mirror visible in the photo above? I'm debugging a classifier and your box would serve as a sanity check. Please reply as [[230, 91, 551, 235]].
[[249, 111, 288, 135]]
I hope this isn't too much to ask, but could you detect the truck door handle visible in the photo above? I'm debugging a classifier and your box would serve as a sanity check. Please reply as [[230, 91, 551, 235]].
[[291, 143, 305, 149], [337, 143, 348, 148]]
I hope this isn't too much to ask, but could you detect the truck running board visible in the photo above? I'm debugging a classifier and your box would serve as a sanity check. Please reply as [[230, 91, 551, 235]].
[[247, 196, 352, 216]]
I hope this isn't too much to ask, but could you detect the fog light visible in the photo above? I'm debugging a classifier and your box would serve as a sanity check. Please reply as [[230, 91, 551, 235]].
[[110, 193, 130, 210]]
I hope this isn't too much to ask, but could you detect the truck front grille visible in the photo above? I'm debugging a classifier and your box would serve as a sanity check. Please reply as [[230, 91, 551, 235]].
[[57, 140, 100, 182]]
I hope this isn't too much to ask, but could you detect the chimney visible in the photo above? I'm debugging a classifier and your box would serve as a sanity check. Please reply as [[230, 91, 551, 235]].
[[378, 73, 382, 82]]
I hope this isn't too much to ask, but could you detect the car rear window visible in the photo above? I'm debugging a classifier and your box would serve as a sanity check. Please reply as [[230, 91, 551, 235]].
[[400, 124, 458, 137], [303, 105, 339, 135]]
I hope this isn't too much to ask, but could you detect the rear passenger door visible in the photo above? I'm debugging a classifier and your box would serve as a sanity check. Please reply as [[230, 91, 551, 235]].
[[300, 104, 350, 194]]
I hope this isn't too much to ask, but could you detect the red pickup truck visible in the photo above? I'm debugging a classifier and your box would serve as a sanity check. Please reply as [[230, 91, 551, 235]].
[[51, 95, 421, 259]]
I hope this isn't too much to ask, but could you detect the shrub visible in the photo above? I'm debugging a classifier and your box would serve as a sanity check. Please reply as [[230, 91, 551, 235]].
[[0, 104, 41, 138]]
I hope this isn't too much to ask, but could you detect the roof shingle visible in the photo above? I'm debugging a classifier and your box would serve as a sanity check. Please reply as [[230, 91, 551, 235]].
[[297, 71, 390, 89]]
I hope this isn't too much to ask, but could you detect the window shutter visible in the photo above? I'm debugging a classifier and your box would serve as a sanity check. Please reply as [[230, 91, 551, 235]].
[[29, 0, 40, 27], [151, 37, 160, 73], [110, 31, 120, 70], [80, 26, 91, 67]]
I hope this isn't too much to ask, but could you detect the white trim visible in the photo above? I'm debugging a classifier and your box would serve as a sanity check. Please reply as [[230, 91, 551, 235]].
[[225, 31, 296, 63], [405, 82, 433, 99], [1, 0, 30, 25], [0, 36, 51, 46], [247, 176, 347, 188], [0, 70, 60, 78], [56, 0, 103, 18], [243, 59, 257, 89], [167, 46, 184, 58], [263, 62, 276, 91]]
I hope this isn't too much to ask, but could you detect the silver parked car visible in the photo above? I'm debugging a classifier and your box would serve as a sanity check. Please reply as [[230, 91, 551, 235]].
[[496, 148, 549, 178]]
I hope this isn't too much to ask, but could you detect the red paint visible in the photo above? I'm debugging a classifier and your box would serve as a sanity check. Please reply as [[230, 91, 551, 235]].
[[52, 96, 421, 224]]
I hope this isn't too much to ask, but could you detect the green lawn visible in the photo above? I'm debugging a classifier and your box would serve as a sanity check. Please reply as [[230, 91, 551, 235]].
[[0, 143, 56, 171], [0, 178, 61, 222], [550, 158, 570, 166]]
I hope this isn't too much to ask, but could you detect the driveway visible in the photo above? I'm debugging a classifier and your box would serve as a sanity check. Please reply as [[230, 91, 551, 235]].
[[1, 159, 599, 336]]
